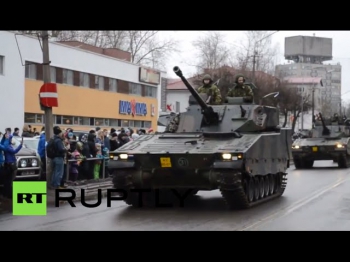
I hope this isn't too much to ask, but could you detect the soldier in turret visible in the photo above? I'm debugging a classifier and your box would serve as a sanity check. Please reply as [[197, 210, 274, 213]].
[[196, 74, 222, 105], [332, 113, 339, 122], [226, 74, 254, 102]]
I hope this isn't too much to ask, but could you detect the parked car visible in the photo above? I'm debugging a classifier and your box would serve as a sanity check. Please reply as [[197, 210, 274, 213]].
[[11, 136, 41, 180], [73, 130, 89, 141]]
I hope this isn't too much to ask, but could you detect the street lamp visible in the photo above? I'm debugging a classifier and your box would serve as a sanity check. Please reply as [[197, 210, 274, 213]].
[[310, 67, 335, 120]]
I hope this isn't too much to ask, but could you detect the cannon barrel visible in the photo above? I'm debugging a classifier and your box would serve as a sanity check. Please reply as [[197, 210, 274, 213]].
[[319, 113, 330, 136], [173, 66, 209, 111]]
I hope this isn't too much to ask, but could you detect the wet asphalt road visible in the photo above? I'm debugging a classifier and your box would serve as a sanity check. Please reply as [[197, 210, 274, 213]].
[[1, 160, 350, 231]]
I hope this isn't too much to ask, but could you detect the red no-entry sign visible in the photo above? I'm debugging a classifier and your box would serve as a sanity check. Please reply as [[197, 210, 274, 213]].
[[39, 83, 58, 107]]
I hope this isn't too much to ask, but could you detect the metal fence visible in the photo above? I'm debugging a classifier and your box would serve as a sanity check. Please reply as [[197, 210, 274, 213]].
[[65, 157, 109, 182]]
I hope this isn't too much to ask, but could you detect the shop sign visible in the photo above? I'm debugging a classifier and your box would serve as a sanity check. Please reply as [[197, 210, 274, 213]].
[[119, 99, 147, 116]]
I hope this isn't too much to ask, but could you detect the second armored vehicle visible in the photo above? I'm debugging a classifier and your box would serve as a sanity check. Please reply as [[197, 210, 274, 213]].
[[292, 113, 350, 168], [109, 66, 293, 210]]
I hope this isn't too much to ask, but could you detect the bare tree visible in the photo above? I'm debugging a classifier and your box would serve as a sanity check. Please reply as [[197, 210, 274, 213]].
[[191, 32, 232, 71], [231, 31, 280, 76], [124, 31, 178, 69], [16, 31, 61, 38], [320, 101, 333, 117], [273, 82, 311, 131], [53, 30, 178, 70]]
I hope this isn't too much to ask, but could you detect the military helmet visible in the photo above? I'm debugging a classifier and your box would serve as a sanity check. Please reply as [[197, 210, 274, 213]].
[[202, 74, 212, 81], [234, 74, 245, 83], [203, 74, 212, 80]]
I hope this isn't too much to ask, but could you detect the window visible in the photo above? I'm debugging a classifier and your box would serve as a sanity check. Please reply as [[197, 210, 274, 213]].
[[0, 55, 4, 75], [95, 118, 104, 126], [25, 63, 37, 79], [121, 120, 129, 127], [80, 117, 90, 125], [110, 119, 119, 127], [63, 69, 73, 85], [73, 116, 79, 126], [80, 72, 89, 87], [109, 78, 117, 92], [95, 76, 104, 90], [36, 114, 43, 123], [62, 116, 73, 125], [24, 113, 36, 123], [143, 121, 151, 128], [50, 66, 56, 82], [129, 83, 141, 95], [134, 120, 142, 128], [55, 115, 62, 124], [145, 85, 157, 97]]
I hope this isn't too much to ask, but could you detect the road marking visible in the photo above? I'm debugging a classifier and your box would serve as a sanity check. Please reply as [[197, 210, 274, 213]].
[[239, 177, 349, 231]]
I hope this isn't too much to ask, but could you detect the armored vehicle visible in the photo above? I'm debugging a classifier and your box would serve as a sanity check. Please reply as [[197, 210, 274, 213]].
[[109, 66, 292, 210], [292, 113, 350, 168]]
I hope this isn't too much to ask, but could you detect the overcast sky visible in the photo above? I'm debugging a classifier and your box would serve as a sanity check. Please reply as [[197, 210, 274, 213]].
[[160, 31, 350, 103]]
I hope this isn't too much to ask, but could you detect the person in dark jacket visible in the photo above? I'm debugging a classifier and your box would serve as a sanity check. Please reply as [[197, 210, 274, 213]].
[[12, 128, 20, 137], [51, 126, 69, 189], [109, 133, 120, 151], [3, 134, 23, 199], [0, 137, 6, 188], [78, 134, 92, 180], [22, 125, 34, 137]]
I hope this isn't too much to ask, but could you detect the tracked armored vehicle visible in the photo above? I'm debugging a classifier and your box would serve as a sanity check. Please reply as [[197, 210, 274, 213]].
[[109, 66, 292, 210], [292, 113, 350, 168]]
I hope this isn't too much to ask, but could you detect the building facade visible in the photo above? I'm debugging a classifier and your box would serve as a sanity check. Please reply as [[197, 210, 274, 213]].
[[283, 77, 324, 112], [166, 78, 195, 113], [275, 35, 342, 116], [0, 31, 166, 133]]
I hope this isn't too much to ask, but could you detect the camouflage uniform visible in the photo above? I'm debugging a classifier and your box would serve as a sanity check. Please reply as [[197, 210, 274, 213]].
[[226, 74, 254, 102], [196, 74, 222, 105], [165, 113, 180, 133]]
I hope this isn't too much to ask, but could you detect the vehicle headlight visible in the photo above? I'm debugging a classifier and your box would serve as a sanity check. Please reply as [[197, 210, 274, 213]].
[[31, 159, 38, 167], [222, 153, 232, 160], [119, 154, 128, 160], [292, 145, 300, 149], [20, 159, 27, 168], [336, 143, 344, 148]]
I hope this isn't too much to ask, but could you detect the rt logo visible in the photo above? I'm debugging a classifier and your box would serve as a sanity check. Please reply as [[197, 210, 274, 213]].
[[13, 181, 47, 216]]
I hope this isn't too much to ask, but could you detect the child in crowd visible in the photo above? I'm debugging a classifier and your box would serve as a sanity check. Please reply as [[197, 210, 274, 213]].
[[94, 143, 103, 180], [70, 142, 85, 183]]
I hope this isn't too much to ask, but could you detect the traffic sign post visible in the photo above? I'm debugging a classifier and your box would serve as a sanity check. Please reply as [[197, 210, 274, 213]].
[[39, 83, 58, 108]]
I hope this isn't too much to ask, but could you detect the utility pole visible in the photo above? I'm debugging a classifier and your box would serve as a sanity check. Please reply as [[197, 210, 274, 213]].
[[301, 92, 304, 130], [252, 51, 257, 83], [41, 31, 53, 187], [312, 86, 315, 123]]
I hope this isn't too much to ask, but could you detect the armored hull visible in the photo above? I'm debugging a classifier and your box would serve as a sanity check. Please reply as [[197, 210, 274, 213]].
[[291, 114, 350, 168], [108, 66, 292, 210], [292, 137, 350, 168]]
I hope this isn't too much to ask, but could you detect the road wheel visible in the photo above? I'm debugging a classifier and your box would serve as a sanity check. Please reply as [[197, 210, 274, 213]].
[[254, 177, 260, 200], [269, 174, 275, 194], [264, 176, 270, 196], [259, 177, 265, 199], [246, 178, 254, 202]]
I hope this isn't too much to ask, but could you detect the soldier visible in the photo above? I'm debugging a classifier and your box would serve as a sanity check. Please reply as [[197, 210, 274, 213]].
[[196, 74, 222, 105], [165, 113, 180, 133], [333, 113, 339, 122], [226, 74, 254, 102]]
